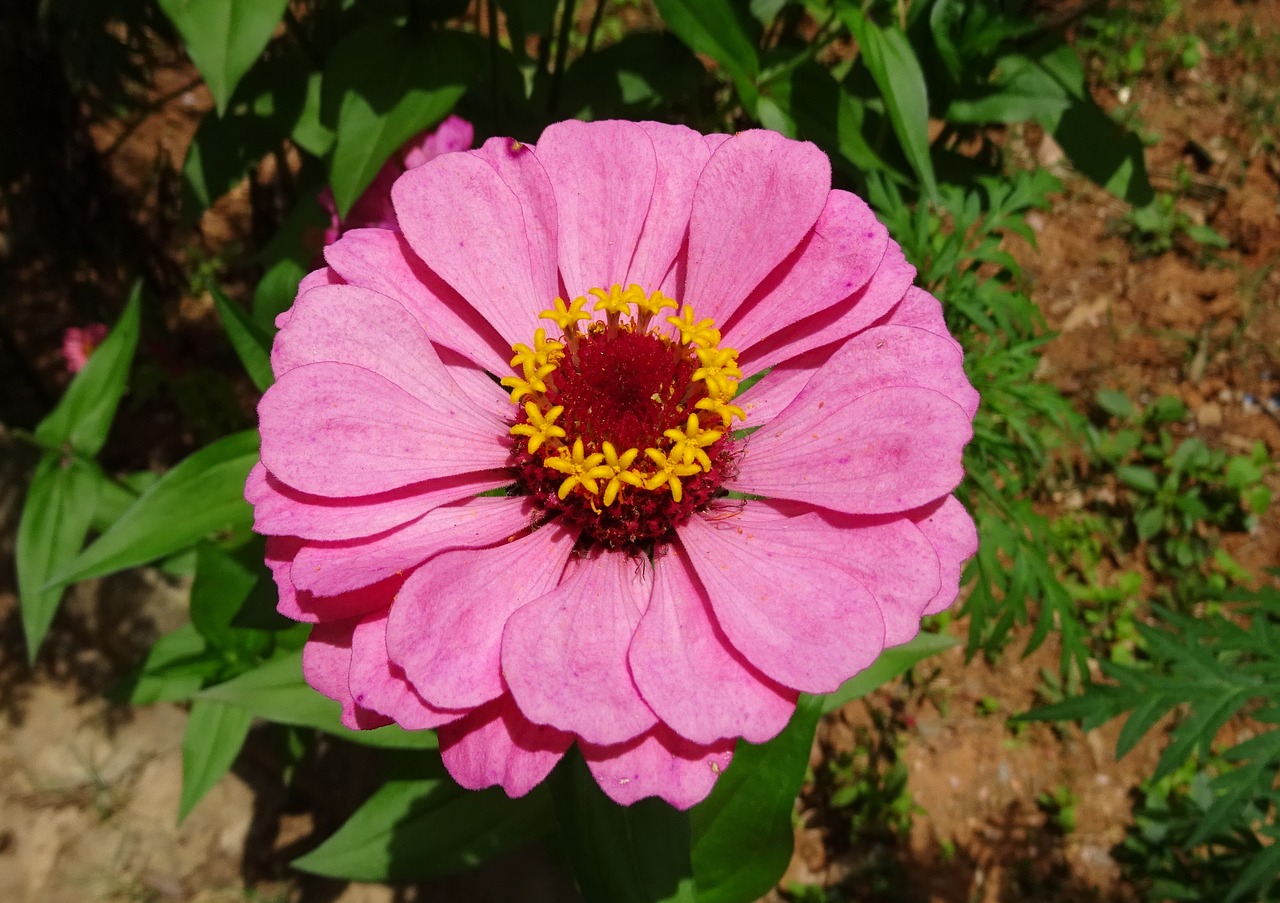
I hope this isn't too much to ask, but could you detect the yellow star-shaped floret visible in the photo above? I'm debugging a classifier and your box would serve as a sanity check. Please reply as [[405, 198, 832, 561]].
[[509, 402, 566, 454], [598, 442, 644, 506], [544, 438, 611, 499]]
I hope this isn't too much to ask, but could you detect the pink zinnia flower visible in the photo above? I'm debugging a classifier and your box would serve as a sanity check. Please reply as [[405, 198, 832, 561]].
[[62, 323, 109, 373], [317, 114, 474, 245], [250, 120, 978, 809]]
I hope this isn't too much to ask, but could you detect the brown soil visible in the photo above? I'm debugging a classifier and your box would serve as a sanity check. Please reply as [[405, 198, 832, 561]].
[[2, 1, 1278, 901]]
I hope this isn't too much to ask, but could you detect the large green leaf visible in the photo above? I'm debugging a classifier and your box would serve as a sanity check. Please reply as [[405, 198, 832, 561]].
[[34, 284, 142, 456], [654, 0, 760, 110], [690, 695, 822, 903], [115, 623, 210, 705], [47, 431, 259, 586], [179, 699, 253, 822], [821, 631, 958, 713], [189, 540, 271, 658], [156, 0, 290, 115], [840, 9, 938, 202], [293, 775, 553, 881], [199, 651, 438, 750], [16, 454, 102, 660], [323, 23, 479, 215], [552, 748, 697, 903], [212, 289, 273, 391], [560, 32, 705, 120]]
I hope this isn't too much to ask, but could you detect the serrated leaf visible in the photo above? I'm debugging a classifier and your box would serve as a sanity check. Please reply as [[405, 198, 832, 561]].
[[294, 775, 552, 881], [654, 0, 760, 110], [16, 454, 102, 660], [34, 284, 142, 456], [552, 748, 696, 903], [323, 24, 478, 215], [156, 0, 290, 115], [199, 650, 437, 749], [212, 288, 273, 391], [824, 632, 957, 713], [840, 10, 938, 202], [690, 695, 823, 903], [47, 431, 259, 587], [180, 699, 253, 822]]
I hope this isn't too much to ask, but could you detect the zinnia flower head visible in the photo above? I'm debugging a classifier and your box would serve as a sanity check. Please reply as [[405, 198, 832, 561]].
[[62, 323, 109, 373], [250, 119, 979, 809], [316, 114, 473, 245]]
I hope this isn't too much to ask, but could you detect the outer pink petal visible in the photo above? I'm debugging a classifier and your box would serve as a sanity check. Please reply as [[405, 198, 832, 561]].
[[735, 347, 827, 428], [731, 386, 970, 515], [247, 462, 508, 541], [627, 122, 711, 290], [629, 550, 797, 745], [322, 229, 508, 372], [292, 496, 537, 597], [470, 136, 560, 309], [278, 267, 342, 330], [683, 130, 830, 326], [259, 362, 508, 497], [676, 504, 885, 693], [739, 242, 914, 373], [349, 610, 465, 730], [271, 284, 499, 410], [393, 152, 557, 346], [534, 119, 656, 298], [268, 536, 403, 623], [402, 114, 474, 169], [724, 190, 887, 350], [582, 727, 733, 810], [502, 553, 658, 746], [387, 524, 576, 710], [303, 619, 392, 730], [438, 695, 573, 798], [911, 495, 978, 615]]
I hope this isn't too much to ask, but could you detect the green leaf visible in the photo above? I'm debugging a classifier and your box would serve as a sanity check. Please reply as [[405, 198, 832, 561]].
[[821, 632, 958, 713], [1095, 388, 1133, 419], [16, 454, 102, 660], [34, 283, 142, 456], [840, 10, 938, 202], [189, 540, 271, 657], [293, 775, 553, 881], [183, 48, 309, 209], [690, 695, 823, 903], [323, 24, 478, 215], [1116, 465, 1159, 494], [212, 288, 273, 391], [654, 0, 760, 111], [252, 258, 304, 329], [114, 623, 210, 705], [47, 431, 260, 586], [179, 699, 253, 822], [560, 32, 705, 120], [552, 747, 697, 903], [292, 70, 334, 158], [1042, 95, 1153, 207], [156, 0, 290, 115], [199, 650, 437, 749]]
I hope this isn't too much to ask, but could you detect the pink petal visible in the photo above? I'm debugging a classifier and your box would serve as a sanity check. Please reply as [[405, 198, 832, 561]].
[[269, 536, 403, 623], [582, 727, 733, 810], [271, 284, 503, 414], [736, 347, 826, 428], [303, 619, 392, 730], [438, 695, 573, 798], [879, 285, 962, 352], [724, 190, 887, 350], [402, 114, 474, 169], [348, 610, 466, 729], [247, 462, 508, 541], [258, 361, 508, 497], [470, 136, 560, 310], [322, 229, 509, 372], [627, 122, 711, 290], [683, 130, 830, 326], [502, 553, 658, 746], [628, 550, 797, 745], [534, 119, 656, 299], [393, 152, 557, 347], [911, 495, 978, 615], [730, 350, 973, 514], [676, 504, 885, 693], [292, 496, 537, 596], [279, 267, 343, 329], [387, 523, 577, 710], [739, 241, 915, 373]]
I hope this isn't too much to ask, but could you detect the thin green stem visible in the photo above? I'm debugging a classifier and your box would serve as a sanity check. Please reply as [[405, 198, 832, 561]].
[[487, 0, 503, 131], [584, 0, 608, 55], [547, 0, 579, 115]]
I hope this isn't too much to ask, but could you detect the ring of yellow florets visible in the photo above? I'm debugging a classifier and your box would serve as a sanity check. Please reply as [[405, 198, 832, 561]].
[[502, 284, 745, 551]]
